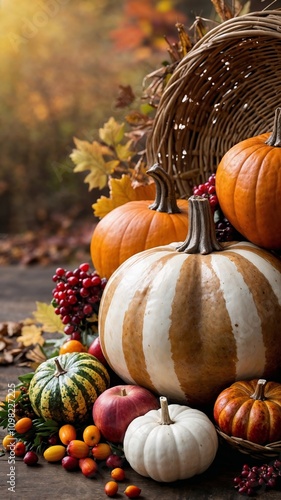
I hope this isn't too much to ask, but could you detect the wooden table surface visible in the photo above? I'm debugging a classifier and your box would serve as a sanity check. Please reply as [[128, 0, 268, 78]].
[[1, 265, 281, 500]]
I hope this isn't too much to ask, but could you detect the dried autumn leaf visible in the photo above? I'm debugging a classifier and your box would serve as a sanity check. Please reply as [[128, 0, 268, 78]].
[[99, 117, 125, 147], [92, 174, 156, 218], [25, 344, 47, 369], [17, 324, 45, 347], [32, 302, 64, 334], [70, 138, 117, 190], [0, 340, 6, 351], [115, 85, 135, 108], [0, 351, 14, 365], [115, 141, 134, 162]]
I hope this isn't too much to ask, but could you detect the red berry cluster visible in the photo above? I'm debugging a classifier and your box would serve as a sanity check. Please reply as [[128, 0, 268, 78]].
[[192, 173, 241, 243], [192, 173, 219, 211], [52, 263, 107, 341], [234, 461, 281, 496]]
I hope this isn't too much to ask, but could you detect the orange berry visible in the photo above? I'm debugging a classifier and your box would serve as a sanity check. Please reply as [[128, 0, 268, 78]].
[[82, 425, 101, 447], [2, 435, 16, 451], [91, 442, 111, 461], [5, 390, 21, 402], [59, 340, 85, 355], [111, 467, 125, 481], [124, 485, 142, 498], [104, 481, 118, 497], [67, 439, 90, 459], [59, 424, 77, 445], [14, 441, 26, 457], [79, 457, 98, 478], [15, 417, 33, 434]]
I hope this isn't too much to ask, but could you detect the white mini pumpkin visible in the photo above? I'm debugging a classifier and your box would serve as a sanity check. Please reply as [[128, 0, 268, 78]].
[[123, 396, 218, 482]]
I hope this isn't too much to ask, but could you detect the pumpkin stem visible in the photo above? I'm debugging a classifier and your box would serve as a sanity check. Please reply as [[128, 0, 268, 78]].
[[54, 358, 67, 378], [159, 396, 174, 425], [265, 108, 281, 147], [176, 196, 222, 254], [147, 163, 181, 214], [250, 379, 267, 401]]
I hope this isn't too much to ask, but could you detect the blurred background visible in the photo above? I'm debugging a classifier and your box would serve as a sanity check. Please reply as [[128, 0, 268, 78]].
[[0, 0, 279, 264]]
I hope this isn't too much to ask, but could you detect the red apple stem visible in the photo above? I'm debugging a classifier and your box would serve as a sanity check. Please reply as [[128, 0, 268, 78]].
[[120, 387, 127, 396]]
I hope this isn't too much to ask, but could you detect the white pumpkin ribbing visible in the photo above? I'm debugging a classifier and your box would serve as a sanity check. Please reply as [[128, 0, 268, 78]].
[[100, 240, 281, 404], [210, 252, 266, 379]]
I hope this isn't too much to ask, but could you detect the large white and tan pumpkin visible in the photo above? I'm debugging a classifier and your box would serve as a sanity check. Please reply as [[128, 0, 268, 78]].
[[99, 197, 281, 406]]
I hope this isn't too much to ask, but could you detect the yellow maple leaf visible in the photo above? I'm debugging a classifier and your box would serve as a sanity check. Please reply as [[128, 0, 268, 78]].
[[70, 138, 118, 190], [115, 141, 134, 162], [99, 117, 125, 147], [32, 302, 64, 334], [92, 174, 156, 218], [17, 324, 45, 347]]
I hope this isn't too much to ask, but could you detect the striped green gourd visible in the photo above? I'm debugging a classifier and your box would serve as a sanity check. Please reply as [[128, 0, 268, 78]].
[[29, 352, 110, 424]]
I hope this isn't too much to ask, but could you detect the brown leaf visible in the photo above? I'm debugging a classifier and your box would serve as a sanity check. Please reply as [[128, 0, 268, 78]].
[[0, 340, 6, 351], [7, 321, 23, 336], [0, 351, 14, 365], [115, 85, 135, 108]]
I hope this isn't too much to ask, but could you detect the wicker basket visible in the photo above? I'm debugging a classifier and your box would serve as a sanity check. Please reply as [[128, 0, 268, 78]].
[[216, 427, 281, 460], [146, 10, 281, 198]]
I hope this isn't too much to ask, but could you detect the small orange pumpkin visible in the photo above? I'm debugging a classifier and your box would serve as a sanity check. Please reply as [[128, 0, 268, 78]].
[[90, 164, 188, 279], [214, 379, 281, 445], [216, 107, 281, 250]]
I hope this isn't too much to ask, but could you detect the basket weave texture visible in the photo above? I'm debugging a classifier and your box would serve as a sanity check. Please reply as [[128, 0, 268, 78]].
[[146, 10, 281, 198], [216, 428, 281, 460]]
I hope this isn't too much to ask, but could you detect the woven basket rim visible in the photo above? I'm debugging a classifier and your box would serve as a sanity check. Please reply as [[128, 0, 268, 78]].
[[216, 427, 281, 459], [161, 10, 281, 96], [146, 9, 281, 198]]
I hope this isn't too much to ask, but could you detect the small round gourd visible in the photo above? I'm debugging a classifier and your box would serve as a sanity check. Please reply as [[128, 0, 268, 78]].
[[216, 107, 281, 249], [91, 164, 188, 279], [214, 379, 281, 445], [99, 196, 281, 406], [123, 396, 218, 482], [29, 352, 110, 424]]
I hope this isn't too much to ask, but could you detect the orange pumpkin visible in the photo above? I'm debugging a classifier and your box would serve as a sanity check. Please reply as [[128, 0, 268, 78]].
[[216, 107, 281, 250], [214, 379, 281, 445], [90, 164, 188, 279]]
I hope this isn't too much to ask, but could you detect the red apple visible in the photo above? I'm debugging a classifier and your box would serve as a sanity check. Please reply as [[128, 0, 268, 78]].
[[92, 385, 159, 443], [88, 336, 108, 366]]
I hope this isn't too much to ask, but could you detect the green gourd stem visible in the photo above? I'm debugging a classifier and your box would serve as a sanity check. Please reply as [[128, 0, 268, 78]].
[[265, 107, 281, 147], [147, 163, 181, 214], [159, 396, 174, 425], [54, 358, 67, 377], [177, 196, 222, 254], [250, 379, 267, 401]]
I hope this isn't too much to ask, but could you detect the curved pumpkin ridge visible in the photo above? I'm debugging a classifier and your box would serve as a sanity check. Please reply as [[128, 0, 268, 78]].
[[232, 144, 266, 238], [122, 252, 182, 393], [99, 249, 172, 387], [222, 245, 281, 378], [168, 255, 236, 404], [100, 203, 149, 278], [217, 140, 265, 237], [254, 147, 281, 247], [117, 205, 153, 266]]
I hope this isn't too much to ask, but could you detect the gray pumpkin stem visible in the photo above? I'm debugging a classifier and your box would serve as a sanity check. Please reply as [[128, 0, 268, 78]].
[[177, 196, 222, 254], [147, 163, 181, 214], [265, 107, 281, 147]]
